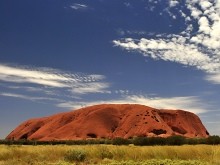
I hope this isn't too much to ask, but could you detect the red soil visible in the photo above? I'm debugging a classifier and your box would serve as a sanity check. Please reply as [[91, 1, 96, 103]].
[[6, 104, 209, 141]]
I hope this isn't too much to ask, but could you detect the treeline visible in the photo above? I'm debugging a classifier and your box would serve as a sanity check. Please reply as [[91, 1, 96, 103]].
[[1, 135, 220, 146]]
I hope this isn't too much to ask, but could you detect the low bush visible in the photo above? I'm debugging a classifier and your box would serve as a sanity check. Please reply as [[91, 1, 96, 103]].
[[166, 135, 186, 145], [112, 137, 130, 145], [97, 146, 113, 159], [132, 137, 149, 146], [1, 135, 220, 146], [64, 149, 87, 162], [206, 135, 220, 145]]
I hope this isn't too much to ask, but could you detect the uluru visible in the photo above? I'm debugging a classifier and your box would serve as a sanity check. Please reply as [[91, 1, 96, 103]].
[[6, 104, 209, 141]]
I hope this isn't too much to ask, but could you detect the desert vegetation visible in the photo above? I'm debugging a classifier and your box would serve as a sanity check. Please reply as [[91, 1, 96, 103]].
[[1, 136, 220, 164], [1, 135, 220, 146], [0, 144, 220, 165]]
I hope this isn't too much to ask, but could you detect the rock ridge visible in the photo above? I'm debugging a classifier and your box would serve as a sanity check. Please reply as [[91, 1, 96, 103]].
[[6, 104, 209, 141]]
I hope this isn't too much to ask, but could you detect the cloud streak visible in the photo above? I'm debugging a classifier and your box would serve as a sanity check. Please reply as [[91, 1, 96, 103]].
[[70, 3, 88, 10], [113, 0, 220, 84], [57, 95, 207, 114], [0, 64, 209, 114], [0, 92, 64, 102], [0, 64, 109, 94]]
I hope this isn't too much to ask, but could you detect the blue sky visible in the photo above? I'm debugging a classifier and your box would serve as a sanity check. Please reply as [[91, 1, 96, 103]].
[[0, 0, 220, 138]]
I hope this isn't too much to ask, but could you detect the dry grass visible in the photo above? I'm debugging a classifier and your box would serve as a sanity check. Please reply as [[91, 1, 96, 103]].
[[0, 144, 220, 165]]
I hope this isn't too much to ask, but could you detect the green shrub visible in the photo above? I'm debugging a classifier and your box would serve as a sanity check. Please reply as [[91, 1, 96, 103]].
[[166, 136, 186, 145], [112, 137, 129, 145], [148, 137, 166, 145], [206, 135, 220, 145], [132, 137, 149, 146], [1, 135, 220, 146], [64, 149, 87, 162]]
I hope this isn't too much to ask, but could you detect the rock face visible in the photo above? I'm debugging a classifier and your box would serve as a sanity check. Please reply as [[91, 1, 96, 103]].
[[6, 104, 209, 141]]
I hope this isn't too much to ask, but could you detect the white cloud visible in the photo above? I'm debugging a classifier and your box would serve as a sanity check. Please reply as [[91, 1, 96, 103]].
[[116, 29, 147, 36], [191, 7, 202, 19], [198, 16, 211, 34], [205, 73, 220, 84], [0, 64, 109, 95], [200, 1, 212, 10], [169, 0, 179, 7], [113, 0, 220, 84], [186, 1, 220, 50], [70, 82, 110, 94], [115, 90, 129, 95], [70, 3, 88, 10], [0, 92, 33, 100], [0, 92, 63, 102], [0, 65, 69, 87], [113, 37, 216, 72], [57, 95, 207, 114], [217, 0, 220, 11]]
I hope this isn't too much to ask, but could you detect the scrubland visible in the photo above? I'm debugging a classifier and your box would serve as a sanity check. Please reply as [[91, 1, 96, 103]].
[[0, 144, 220, 165]]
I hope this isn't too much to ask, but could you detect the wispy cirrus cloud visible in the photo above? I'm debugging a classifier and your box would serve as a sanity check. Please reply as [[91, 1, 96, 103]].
[[57, 95, 207, 114], [70, 3, 89, 11], [0, 63, 111, 107], [116, 28, 147, 36], [0, 64, 109, 94], [0, 64, 209, 114], [70, 82, 110, 94], [113, 0, 220, 84], [0, 92, 64, 103]]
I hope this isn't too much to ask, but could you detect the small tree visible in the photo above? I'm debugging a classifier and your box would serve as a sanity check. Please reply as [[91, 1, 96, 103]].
[[166, 135, 186, 145], [206, 135, 220, 145], [132, 137, 149, 146]]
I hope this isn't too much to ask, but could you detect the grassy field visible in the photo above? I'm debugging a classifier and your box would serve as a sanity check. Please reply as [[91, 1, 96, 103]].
[[0, 144, 220, 165]]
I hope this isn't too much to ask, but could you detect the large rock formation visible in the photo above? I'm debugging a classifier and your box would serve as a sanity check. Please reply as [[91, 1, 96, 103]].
[[6, 104, 209, 141]]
